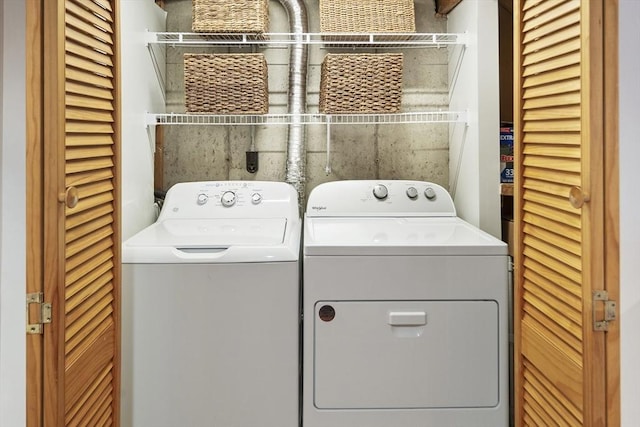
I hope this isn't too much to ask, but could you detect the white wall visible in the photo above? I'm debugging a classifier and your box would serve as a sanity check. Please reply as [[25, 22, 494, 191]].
[[619, 1, 640, 424], [0, 0, 26, 425], [447, 0, 501, 238], [121, 0, 167, 240]]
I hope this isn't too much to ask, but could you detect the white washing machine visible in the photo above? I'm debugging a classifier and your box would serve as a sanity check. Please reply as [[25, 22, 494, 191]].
[[303, 180, 509, 427], [121, 181, 300, 427]]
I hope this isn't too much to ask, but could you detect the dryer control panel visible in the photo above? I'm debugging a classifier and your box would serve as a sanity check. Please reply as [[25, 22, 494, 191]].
[[306, 180, 456, 217], [158, 181, 299, 221]]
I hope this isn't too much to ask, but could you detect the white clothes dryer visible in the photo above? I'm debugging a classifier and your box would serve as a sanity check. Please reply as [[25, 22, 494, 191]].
[[303, 180, 509, 427], [121, 181, 300, 427]]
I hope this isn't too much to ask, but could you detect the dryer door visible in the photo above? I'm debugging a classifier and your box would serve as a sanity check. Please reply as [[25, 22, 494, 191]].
[[313, 300, 499, 409]]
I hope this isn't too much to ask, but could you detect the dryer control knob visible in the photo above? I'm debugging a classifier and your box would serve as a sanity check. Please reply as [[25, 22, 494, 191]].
[[406, 187, 418, 200], [196, 193, 208, 205], [372, 184, 388, 200], [221, 191, 237, 207], [424, 187, 437, 200]]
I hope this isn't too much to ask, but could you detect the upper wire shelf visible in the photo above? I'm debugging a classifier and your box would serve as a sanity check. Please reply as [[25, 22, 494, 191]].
[[146, 111, 467, 126], [146, 31, 467, 48]]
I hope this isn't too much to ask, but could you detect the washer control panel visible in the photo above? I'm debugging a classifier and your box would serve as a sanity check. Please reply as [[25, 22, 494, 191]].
[[158, 181, 298, 220], [306, 180, 456, 217]]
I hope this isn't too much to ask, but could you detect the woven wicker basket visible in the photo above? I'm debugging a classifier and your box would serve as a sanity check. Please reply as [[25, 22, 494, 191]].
[[184, 53, 269, 114], [319, 0, 416, 33], [319, 53, 403, 114], [192, 0, 269, 34]]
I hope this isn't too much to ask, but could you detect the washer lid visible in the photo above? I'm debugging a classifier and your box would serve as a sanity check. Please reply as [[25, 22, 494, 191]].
[[127, 218, 287, 247], [304, 217, 507, 256], [123, 218, 299, 263]]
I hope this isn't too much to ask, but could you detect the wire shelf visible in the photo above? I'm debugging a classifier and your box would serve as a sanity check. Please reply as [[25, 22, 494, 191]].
[[147, 111, 467, 126], [147, 31, 467, 48]]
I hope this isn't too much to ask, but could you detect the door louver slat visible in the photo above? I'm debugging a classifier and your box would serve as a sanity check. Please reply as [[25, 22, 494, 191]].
[[523, 11, 580, 44], [522, 145, 580, 159], [66, 213, 114, 244], [66, 2, 114, 33], [66, 121, 114, 134], [67, 55, 113, 79], [65, 300, 113, 360], [65, 224, 113, 258], [523, 166, 580, 186], [67, 94, 114, 110], [66, 109, 114, 123], [66, 168, 113, 186], [521, 321, 583, 413], [65, 364, 113, 427], [74, 0, 113, 19], [523, 94, 581, 112], [66, 203, 114, 231], [523, 212, 582, 242], [523, 65, 580, 88], [523, 25, 580, 54], [523, 189, 581, 214], [522, 0, 564, 22], [66, 68, 114, 89], [66, 281, 114, 326], [522, 39, 580, 67], [66, 134, 114, 146], [523, 245, 582, 289], [65, 325, 114, 406], [523, 106, 581, 121], [522, 120, 581, 133], [523, 79, 580, 100], [523, 156, 580, 174], [66, 157, 114, 174], [524, 234, 581, 271], [523, 388, 564, 426], [521, 131, 580, 145], [523, 363, 582, 424], [66, 249, 114, 294], [523, 223, 581, 256], [67, 146, 114, 160], [522, 197, 581, 225], [523, 264, 582, 316], [523, 281, 582, 332], [66, 41, 113, 68], [66, 238, 113, 273], [522, 1, 580, 33], [523, 52, 580, 77]]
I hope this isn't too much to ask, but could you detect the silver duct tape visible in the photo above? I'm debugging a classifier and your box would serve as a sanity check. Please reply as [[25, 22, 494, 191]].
[[286, 122, 306, 210]]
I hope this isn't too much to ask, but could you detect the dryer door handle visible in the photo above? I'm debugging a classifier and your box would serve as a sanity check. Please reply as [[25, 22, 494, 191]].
[[388, 311, 427, 326]]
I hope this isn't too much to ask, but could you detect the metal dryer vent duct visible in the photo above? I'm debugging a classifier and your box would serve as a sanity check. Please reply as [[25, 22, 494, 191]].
[[277, 0, 309, 207]]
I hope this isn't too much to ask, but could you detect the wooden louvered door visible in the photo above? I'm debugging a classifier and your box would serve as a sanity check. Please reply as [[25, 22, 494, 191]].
[[37, 0, 121, 425], [514, 0, 611, 426]]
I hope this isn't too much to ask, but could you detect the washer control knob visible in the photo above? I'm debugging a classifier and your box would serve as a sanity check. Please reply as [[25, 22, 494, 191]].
[[424, 187, 437, 200], [372, 184, 388, 200], [221, 191, 237, 207], [406, 187, 418, 200], [196, 193, 208, 205], [251, 193, 262, 205]]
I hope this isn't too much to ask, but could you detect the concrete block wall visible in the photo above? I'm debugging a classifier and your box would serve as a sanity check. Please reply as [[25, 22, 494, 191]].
[[162, 0, 450, 199]]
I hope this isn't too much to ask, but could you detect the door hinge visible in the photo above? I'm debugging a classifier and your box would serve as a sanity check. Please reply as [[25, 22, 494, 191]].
[[26, 292, 52, 335], [593, 290, 616, 332]]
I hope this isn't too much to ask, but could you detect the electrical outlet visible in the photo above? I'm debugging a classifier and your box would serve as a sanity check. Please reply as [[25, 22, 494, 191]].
[[246, 151, 258, 173]]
